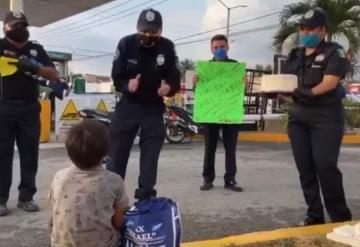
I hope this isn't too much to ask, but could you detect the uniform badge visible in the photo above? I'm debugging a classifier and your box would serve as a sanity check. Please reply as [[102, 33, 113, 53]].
[[311, 64, 321, 68], [315, 54, 325, 62], [4, 49, 16, 57], [304, 10, 314, 19], [337, 48, 346, 58], [157, 54, 165, 66], [13, 12, 22, 18], [127, 59, 138, 64], [146, 11, 155, 22], [30, 49, 38, 57]]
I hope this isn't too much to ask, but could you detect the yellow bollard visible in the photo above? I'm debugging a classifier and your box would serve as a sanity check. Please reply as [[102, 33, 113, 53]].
[[40, 99, 51, 143]]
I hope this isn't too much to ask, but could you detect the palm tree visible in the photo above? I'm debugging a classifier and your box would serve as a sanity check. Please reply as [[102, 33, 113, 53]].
[[179, 59, 195, 80], [273, 0, 360, 60]]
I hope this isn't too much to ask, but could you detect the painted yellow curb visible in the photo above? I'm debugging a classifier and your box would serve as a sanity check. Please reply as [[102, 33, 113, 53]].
[[239, 133, 289, 143], [193, 133, 360, 144], [183, 222, 357, 247]]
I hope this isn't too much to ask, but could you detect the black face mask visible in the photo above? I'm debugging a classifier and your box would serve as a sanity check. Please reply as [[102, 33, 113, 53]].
[[139, 34, 159, 48], [5, 28, 30, 43]]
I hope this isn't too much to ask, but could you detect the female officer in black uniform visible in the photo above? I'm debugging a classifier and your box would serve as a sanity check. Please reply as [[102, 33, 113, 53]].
[[286, 8, 352, 225]]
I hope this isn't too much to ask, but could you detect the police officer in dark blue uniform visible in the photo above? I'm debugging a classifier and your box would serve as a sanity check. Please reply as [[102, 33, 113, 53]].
[[286, 8, 352, 225], [0, 11, 59, 216], [110, 9, 180, 200]]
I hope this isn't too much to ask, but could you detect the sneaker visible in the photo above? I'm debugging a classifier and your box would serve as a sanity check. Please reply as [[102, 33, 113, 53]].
[[17, 200, 39, 212], [0, 204, 9, 217], [224, 180, 243, 192], [200, 182, 213, 191], [302, 216, 325, 226]]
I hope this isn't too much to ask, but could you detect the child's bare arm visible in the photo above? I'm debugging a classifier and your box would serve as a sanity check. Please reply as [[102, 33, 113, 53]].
[[112, 206, 128, 230]]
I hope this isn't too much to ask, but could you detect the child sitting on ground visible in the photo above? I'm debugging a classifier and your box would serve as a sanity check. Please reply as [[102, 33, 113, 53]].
[[49, 120, 129, 247]]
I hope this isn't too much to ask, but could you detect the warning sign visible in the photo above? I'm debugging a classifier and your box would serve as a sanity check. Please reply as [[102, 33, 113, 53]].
[[60, 100, 80, 120], [96, 100, 108, 112]]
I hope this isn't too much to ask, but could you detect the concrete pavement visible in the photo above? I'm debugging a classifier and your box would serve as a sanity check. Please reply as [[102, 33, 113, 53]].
[[0, 142, 359, 246]]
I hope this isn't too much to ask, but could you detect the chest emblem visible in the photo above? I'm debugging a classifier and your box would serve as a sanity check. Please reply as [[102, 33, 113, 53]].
[[30, 49, 38, 57], [314, 54, 325, 62], [156, 54, 165, 66]]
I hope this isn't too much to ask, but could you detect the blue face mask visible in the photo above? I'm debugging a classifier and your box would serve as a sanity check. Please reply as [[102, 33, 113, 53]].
[[299, 33, 321, 48], [214, 48, 227, 60]]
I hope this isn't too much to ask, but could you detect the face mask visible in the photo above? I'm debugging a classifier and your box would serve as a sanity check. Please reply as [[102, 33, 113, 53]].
[[299, 33, 321, 48], [5, 28, 29, 43], [139, 34, 159, 48], [214, 48, 227, 60]]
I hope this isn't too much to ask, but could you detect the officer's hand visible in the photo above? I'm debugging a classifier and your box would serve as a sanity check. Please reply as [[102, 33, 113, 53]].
[[292, 88, 314, 102], [9, 56, 41, 74], [128, 74, 141, 93], [158, 80, 171, 97]]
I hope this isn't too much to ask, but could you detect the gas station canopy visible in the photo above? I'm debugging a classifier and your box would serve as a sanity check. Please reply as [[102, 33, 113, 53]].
[[0, 0, 115, 27]]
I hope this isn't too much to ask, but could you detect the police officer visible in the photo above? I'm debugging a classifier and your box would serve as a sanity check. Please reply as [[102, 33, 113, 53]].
[[285, 8, 352, 225], [0, 11, 59, 216], [193, 34, 243, 192], [110, 9, 180, 200]]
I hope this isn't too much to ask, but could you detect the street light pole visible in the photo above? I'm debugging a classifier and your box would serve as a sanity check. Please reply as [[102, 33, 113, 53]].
[[217, 0, 247, 38]]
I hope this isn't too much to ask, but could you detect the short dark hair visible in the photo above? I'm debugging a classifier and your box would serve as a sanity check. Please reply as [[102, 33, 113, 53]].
[[65, 120, 109, 170], [211, 34, 228, 44]]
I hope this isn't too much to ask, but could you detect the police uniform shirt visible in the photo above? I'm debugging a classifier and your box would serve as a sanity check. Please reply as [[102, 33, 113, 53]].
[[111, 34, 180, 104], [0, 38, 55, 101], [286, 41, 347, 102]]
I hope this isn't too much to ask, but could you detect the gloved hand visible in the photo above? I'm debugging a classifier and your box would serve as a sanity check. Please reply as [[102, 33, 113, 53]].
[[292, 88, 314, 103], [10, 56, 41, 74], [48, 80, 70, 100]]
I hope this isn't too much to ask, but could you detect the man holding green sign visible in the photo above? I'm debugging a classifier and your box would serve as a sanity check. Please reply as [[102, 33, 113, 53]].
[[193, 34, 246, 192]]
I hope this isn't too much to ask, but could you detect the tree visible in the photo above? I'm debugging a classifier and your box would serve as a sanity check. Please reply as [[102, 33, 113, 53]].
[[255, 64, 264, 71], [265, 64, 273, 73], [254, 64, 272, 77], [179, 59, 195, 80], [273, 0, 360, 64]]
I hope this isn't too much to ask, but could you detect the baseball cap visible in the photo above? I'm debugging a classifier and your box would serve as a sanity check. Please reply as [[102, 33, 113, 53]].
[[298, 8, 328, 28], [137, 9, 162, 33], [3, 11, 29, 27]]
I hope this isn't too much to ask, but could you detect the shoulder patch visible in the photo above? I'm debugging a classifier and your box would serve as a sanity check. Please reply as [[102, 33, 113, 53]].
[[337, 48, 346, 58], [114, 48, 120, 60], [175, 57, 180, 70]]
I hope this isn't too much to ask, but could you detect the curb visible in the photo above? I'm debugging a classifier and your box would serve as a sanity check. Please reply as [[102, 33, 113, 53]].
[[193, 132, 360, 144], [183, 222, 357, 247]]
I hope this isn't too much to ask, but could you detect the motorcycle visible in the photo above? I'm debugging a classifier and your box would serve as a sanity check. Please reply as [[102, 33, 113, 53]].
[[164, 105, 206, 144], [79, 105, 198, 145], [78, 108, 112, 126]]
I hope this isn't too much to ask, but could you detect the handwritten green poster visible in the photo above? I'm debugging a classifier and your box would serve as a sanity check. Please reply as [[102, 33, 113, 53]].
[[194, 61, 246, 124]]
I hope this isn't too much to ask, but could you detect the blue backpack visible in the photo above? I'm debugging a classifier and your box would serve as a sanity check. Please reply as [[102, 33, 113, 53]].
[[122, 197, 182, 247]]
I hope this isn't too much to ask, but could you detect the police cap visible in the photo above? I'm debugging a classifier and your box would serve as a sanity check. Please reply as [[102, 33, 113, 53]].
[[3, 11, 29, 27], [299, 8, 328, 28], [137, 8, 162, 33]]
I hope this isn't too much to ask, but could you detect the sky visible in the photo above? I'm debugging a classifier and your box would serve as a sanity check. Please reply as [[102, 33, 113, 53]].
[[1, 0, 359, 79]]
